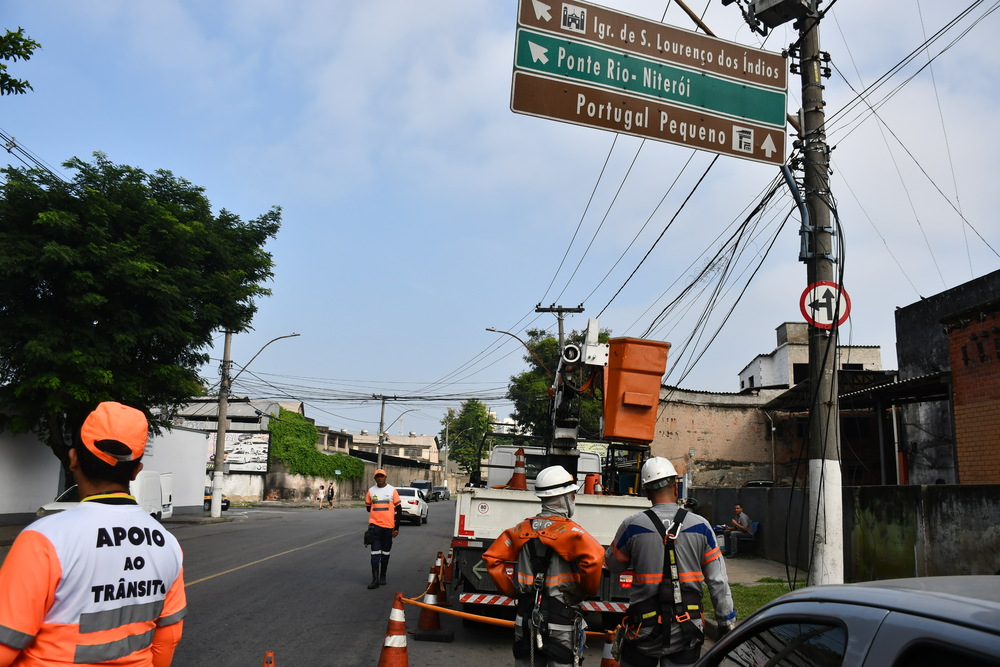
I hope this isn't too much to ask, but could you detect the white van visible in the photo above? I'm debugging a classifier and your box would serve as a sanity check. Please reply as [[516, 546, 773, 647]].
[[37, 471, 173, 520], [133, 471, 173, 520]]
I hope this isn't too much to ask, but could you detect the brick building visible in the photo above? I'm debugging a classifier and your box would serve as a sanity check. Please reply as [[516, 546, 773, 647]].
[[944, 298, 1000, 484]]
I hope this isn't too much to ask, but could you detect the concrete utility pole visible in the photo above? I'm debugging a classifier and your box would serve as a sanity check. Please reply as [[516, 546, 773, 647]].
[[536, 303, 586, 477], [210, 331, 232, 518], [798, 1, 844, 585]]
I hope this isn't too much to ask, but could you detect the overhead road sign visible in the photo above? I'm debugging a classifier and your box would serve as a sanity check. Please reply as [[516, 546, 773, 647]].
[[800, 281, 851, 329], [514, 28, 787, 127], [512, 0, 788, 165]]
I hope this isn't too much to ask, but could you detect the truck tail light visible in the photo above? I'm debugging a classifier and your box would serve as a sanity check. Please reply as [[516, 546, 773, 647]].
[[618, 573, 633, 589]]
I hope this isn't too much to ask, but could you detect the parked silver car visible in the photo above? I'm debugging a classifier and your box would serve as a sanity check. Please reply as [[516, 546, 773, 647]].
[[696, 575, 1000, 666]]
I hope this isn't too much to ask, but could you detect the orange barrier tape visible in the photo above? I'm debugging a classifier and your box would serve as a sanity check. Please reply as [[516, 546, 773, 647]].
[[399, 596, 606, 637]]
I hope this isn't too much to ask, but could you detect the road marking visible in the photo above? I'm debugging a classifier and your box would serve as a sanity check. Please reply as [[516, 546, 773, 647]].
[[185, 532, 350, 586]]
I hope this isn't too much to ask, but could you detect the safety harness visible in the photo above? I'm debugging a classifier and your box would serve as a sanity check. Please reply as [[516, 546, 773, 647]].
[[614, 508, 703, 662], [519, 537, 587, 667]]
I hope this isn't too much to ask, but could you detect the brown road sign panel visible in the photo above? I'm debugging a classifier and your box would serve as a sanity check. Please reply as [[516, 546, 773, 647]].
[[511, 71, 786, 165]]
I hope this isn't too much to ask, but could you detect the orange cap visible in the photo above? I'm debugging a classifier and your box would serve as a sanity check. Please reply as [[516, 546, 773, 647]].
[[80, 402, 149, 467], [374, 469, 387, 477]]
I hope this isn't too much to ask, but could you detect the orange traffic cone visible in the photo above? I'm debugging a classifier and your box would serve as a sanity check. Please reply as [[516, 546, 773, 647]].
[[377, 593, 409, 666], [414, 566, 455, 642], [261, 650, 276, 666], [434, 552, 451, 607], [506, 447, 528, 490], [600, 631, 619, 667]]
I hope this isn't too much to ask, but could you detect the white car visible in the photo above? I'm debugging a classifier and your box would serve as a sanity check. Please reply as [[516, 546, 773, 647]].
[[396, 486, 429, 525]]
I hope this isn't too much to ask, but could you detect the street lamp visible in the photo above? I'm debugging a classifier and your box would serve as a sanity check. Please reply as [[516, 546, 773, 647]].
[[210, 332, 300, 517], [486, 327, 552, 376], [377, 408, 419, 469]]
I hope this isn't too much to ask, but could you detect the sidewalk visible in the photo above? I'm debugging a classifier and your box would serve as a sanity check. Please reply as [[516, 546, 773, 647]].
[[723, 554, 799, 585]]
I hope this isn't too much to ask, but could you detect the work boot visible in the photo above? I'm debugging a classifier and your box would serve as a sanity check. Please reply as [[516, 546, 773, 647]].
[[368, 565, 380, 589], [378, 562, 387, 586]]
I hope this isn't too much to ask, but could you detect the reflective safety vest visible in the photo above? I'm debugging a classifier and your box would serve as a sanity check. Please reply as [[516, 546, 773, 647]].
[[483, 515, 605, 607], [0, 496, 187, 666], [365, 484, 401, 529]]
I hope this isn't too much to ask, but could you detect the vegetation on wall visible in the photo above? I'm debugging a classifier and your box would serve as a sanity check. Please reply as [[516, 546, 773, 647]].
[[268, 408, 363, 479]]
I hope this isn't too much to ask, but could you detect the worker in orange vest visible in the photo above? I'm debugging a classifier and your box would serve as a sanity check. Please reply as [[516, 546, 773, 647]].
[[364, 468, 401, 589], [483, 465, 604, 666], [0, 402, 187, 666]]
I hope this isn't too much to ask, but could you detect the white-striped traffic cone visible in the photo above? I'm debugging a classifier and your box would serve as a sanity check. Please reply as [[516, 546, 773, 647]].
[[505, 447, 528, 490], [377, 593, 409, 667]]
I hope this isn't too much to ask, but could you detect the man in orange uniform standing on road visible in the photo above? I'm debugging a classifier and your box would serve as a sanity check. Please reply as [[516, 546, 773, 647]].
[[483, 465, 604, 666], [364, 469, 401, 589], [0, 401, 186, 666]]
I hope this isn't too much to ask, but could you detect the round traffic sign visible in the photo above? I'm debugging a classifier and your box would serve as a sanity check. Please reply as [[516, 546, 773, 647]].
[[800, 281, 851, 329]]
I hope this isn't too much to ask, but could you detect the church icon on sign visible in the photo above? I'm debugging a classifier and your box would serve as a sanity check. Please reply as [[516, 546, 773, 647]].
[[562, 4, 587, 34], [733, 126, 755, 154]]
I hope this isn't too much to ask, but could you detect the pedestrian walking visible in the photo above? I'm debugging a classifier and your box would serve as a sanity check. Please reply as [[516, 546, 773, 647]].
[[0, 401, 187, 666], [606, 457, 735, 666], [482, 465, 604, 666], [326, 482, 335, 509], [316, 485, 325, 509], [364, 469, 401, 589]]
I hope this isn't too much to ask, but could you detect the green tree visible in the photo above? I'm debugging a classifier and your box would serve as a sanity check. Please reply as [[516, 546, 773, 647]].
[[269, 408, 363, 479], [506, 328, 609, 441], [0, 152, 281, 473], [440, 400, 493, 475], [0, 28, 40, 96]]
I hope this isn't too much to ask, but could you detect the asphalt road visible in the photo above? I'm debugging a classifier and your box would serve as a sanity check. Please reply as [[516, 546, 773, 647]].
[[0, 500, 621, 665]]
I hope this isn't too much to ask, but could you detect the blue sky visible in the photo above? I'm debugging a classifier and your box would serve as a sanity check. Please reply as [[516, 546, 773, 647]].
[[3, 1, 997, 439]]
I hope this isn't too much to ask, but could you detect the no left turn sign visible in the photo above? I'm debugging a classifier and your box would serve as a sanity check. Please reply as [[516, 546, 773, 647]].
[[800, 281, 851, 329]]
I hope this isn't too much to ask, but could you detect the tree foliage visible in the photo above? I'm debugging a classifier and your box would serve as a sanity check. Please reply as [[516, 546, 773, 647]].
[[0, 28, 40, 96], [0, 152, 281, 470], [268, 408, 363, 479], [506, 328, 609, 441], [439, 399, 493, 475]]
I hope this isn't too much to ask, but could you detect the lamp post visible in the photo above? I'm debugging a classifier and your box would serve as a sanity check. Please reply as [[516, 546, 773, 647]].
[[210, 332, 300, 518], [376, 407, 418, 470], [486, 327, 552, 376]]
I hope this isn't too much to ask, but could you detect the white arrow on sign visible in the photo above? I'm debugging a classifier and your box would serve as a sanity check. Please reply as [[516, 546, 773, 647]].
[[761, 134, 777, 158], [530, 0, 553, 22], [799, 281, 851, 329], [528, 40, 549, 65]]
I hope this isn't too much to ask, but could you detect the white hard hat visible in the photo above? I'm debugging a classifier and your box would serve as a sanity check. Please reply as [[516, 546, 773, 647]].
[[534, 465, 579, 498], [641, 457, 678, 489]]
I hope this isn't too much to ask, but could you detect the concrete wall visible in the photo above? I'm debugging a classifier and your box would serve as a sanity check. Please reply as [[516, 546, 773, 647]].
[[691, 483, 1000, 580], [0, 432, 64, 521], [264, 460, 444, 504], [0, 426, 210, 522], [654, 387, 799, 487]]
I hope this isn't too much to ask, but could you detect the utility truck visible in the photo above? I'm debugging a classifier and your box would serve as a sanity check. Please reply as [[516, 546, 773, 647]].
[[447, 318, 670, 626]]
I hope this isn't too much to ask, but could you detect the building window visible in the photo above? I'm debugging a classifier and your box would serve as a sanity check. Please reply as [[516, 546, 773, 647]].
[[404, 447, 423, 458], [793, 363, 809, 384]]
